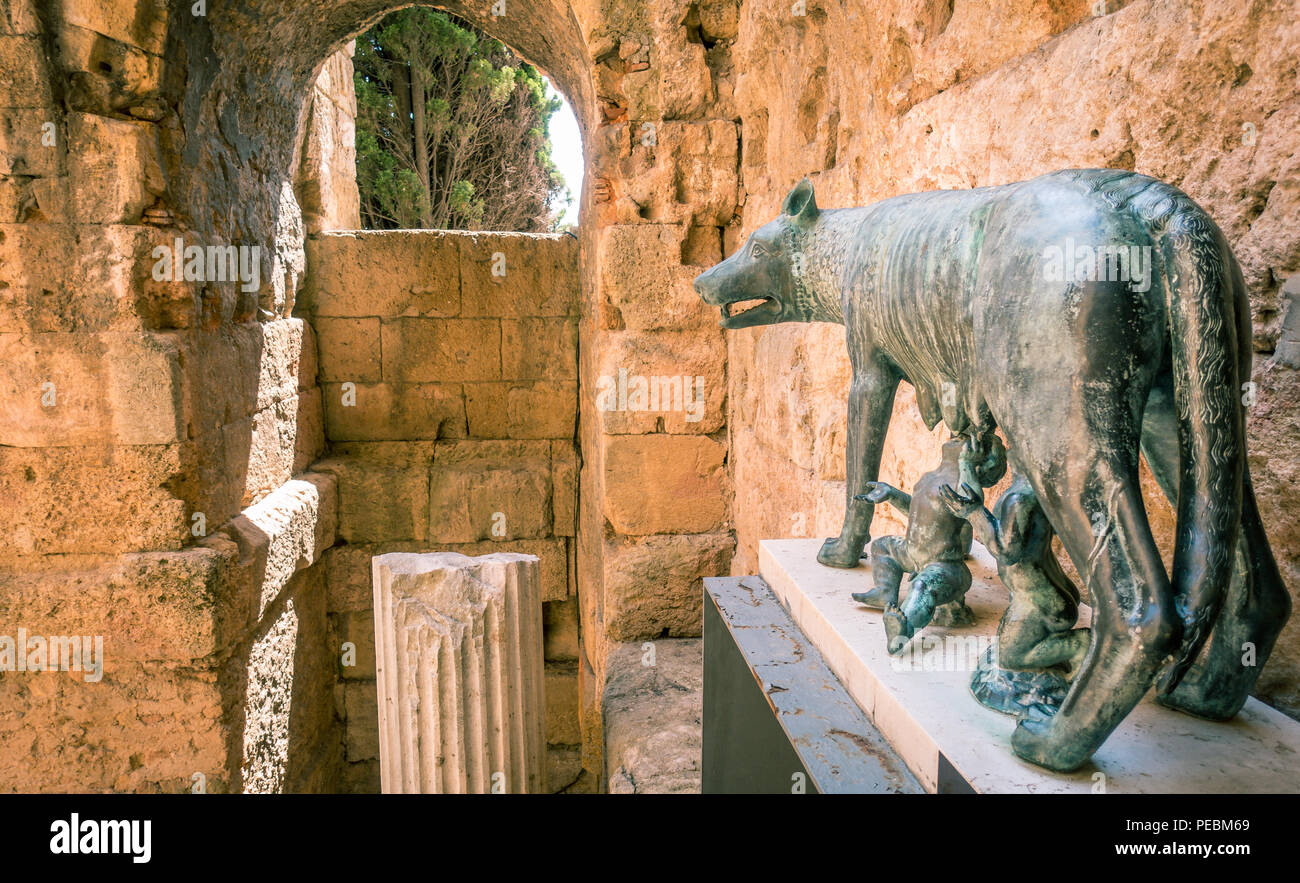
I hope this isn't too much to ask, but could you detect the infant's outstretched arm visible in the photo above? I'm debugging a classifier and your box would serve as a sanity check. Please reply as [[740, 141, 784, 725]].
[[971, 507, 1008, 559], [854, 481, 911, 514], [951, 441, 1025, 562], [938, 480, 1030, 564], [974, 496, 1032, 565]]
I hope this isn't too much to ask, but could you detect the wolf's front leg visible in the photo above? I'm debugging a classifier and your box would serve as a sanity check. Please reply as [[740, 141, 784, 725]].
[[819, 358, 899, 568]]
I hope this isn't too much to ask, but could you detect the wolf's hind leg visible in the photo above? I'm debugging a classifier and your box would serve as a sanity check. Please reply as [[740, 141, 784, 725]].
[[1141, 384, 1291, 719], [998, 371, 1177, 772]]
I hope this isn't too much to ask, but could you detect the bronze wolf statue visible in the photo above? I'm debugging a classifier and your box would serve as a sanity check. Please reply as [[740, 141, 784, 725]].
[[693, 169, 1291, 771]]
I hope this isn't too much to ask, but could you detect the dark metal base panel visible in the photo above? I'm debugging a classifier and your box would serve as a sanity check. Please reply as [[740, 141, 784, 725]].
[[703, 576, 923, 794]]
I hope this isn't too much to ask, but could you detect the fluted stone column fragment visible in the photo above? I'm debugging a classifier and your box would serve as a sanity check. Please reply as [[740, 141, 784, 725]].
[[372, 552, 545, 793]]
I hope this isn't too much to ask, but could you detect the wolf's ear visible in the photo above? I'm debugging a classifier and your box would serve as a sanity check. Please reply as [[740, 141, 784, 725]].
[[781, 177, 819, 226]]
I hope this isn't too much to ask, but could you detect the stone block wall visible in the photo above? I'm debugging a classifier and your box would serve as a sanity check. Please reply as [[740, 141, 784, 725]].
[[0, 29, 352, 563], [0, 472, 341, 792], [301, 229, 585, 792], [576, 0, 742, 782], [4, 0, 745, 794], [0, 7, 349, 791]]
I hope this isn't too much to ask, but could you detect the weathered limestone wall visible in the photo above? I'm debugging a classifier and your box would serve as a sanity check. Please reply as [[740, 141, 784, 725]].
[[0, 18, 366, 562], [0, 2, 346, 790], [576, 0, 741, 782], [726, 0, 1300, 717], [0, 0, 611, 791], [29, 0, 738, 791], [0, 473, 340, 792], [202, 476, 341, 793], [301, 230, 584, 792]]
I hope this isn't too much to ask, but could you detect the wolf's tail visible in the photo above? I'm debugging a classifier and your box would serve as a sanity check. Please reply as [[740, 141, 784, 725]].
[[1127, 180, 1245, 690]]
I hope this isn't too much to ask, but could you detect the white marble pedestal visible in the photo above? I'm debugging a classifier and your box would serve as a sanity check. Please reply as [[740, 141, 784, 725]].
[[759, 538, 1300, 794]]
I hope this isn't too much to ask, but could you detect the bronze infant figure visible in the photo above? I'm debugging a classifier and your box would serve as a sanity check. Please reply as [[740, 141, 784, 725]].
[[941, 444, 1092, 717], [851, 433, 1007, 654]]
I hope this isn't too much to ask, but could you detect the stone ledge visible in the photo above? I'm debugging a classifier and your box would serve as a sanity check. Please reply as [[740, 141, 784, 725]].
[[603, 638, 702, 793]]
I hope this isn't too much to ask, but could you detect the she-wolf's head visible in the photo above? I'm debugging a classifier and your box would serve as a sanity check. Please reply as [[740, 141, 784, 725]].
[[693, 178, 823, 329]]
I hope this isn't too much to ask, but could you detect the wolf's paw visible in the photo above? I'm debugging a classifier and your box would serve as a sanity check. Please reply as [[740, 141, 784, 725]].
[[1154, 682, 1241, 722], [818, 536, 864, 568], [1010, 717, 1092, 772]]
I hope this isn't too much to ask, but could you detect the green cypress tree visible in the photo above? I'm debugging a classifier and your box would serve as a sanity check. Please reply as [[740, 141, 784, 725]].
[[353, 8, 567, 231]]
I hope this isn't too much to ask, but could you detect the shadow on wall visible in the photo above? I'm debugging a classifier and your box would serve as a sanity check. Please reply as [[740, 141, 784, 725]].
[[218, 524, 341, 793], [197, 471, 342, 792]]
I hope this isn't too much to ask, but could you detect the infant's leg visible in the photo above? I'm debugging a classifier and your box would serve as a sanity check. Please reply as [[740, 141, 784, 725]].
[[907, 562, 971, 622], [995, 609, 1050, 670], [886, 561, 972, 654], [852, 536, 907, 608], [1011, 628, 1092, 677]]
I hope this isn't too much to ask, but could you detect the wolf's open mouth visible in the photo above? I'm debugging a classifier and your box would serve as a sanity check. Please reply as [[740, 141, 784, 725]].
[[721, 297, 769, 319]]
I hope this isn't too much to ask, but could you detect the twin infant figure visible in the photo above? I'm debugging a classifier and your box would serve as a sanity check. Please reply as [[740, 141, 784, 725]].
[[851, 432, 1091, 692]]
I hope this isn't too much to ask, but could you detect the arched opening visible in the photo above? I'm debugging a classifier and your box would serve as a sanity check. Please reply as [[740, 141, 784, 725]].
[[289, 4, 589, 794], [150, 0, 736, 795]]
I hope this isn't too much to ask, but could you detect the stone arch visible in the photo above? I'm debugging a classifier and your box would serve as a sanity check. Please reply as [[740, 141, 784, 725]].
[[161, 1, 594, 299], [289, 1, 595, 240], [291, 4, 592, 241], [2, 0, 741, 793], [236, 3, 594, 791]]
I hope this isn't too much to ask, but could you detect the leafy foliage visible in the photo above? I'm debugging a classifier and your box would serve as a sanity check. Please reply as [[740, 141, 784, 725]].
[[353, 8, 568, 231]]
